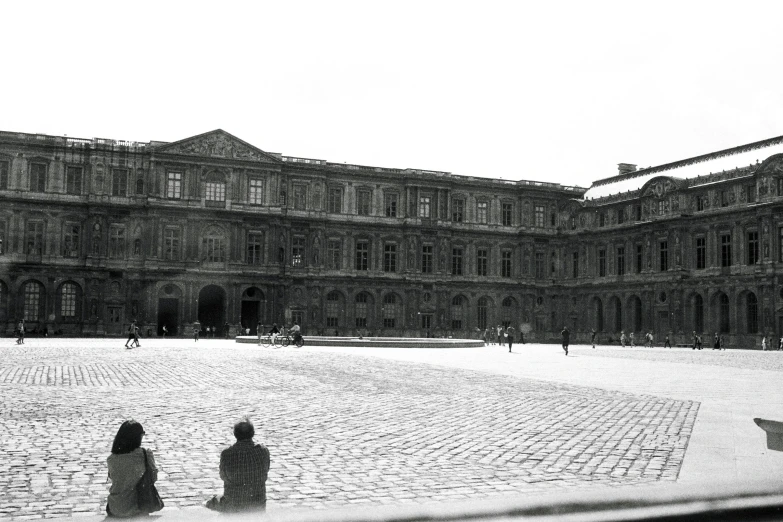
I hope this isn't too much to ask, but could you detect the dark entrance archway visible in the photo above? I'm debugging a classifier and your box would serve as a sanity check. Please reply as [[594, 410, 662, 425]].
[[240, 287, 265, 335], [157, 298, 179, 336], [199, 285, 226, 336]]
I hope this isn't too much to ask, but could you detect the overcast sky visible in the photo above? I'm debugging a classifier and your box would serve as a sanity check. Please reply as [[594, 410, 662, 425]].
[[2, 0, 782, 187]]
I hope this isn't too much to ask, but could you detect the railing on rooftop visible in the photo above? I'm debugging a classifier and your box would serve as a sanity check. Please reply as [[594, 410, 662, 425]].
[[282, 156, 327, 165], [0, 130, 147, 150]]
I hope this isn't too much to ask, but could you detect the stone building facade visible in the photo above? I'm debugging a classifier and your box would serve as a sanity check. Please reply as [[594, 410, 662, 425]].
[[0, 129, 782, 348]]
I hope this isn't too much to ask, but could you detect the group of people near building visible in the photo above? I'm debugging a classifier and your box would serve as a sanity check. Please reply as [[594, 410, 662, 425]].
[[482, 324, 519, 352], [760, 335, 783, 351], [106, 419, 269, 517]]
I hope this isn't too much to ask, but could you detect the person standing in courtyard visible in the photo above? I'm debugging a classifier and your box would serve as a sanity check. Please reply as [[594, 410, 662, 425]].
[[133, 323, 141, 348], [663, 334, 671, 348], [106, 420, 160, 517], [629, 331, 635, 347], [762, 335, 767, 351], [482, 327, 489, 346], [713, 333, 720, 350], [206, 419, 270, 513], [16, 319, 25, 345], [620, 331, 626, 347], [194, 321, 200, 342], [561, 326, 570, 356], [125, 320, 137, 349], [162, 324, 168, 338], [506, 325, 515, 352], [591, 328, 596, 349], [496, 324, 503, 346]]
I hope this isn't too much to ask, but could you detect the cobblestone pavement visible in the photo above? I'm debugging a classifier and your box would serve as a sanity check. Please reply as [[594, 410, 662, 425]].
[[0, 339, 697, 520]]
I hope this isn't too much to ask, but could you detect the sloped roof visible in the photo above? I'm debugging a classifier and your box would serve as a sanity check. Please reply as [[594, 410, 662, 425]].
[[584, 135, 783, 200]]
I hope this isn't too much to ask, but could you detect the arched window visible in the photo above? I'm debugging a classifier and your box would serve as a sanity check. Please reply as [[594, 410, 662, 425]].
[[477, 297, 489, 330], [135, 178, 144, 195], [60, 282, 78, 319], [693, 294, 704, 333], [326, 291, 341, 328], [747, 293, 758, 334], [502, 297, 516, 328], [355, 293, 369, 328], [23, 281, 43, 321], [719, 293, 730, 333], [451, 295, 465, 330], [595, 298, 604, 332], [205, 172, 226, 206], [383, 293, 400, 328]]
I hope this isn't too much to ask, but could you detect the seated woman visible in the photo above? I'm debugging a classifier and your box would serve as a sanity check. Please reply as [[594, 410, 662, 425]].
[[106, 420, 158, 517]]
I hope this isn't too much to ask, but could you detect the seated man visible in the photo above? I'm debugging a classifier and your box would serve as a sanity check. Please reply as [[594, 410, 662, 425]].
[[206, 419, 270, 512]]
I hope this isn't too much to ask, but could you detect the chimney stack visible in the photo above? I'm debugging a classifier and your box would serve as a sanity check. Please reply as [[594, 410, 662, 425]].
[[618, 163, 637, 176]]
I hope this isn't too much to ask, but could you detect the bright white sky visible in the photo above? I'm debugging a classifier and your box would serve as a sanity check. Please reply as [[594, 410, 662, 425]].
[[2, 0, 782, 188]]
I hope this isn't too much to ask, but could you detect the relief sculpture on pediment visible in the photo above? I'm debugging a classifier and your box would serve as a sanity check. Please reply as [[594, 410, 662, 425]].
[[169, 135, 265, 160]]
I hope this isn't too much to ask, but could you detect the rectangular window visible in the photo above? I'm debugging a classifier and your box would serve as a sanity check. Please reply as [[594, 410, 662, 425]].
[[384, 243, 397, 272], [421, 245, 433, 273], [0, 160, 8, 190], [535, 252, 545, 279], [421, 314, 432, 329], [247, 232, 263, 265], [452, 198, 465, 222], [534, 205, 545, 227], [721, 233, 732, 267], [746, 185, 756, 203], [452, 247, 463, 275], [249, 179, 264, 205], [384, 193, 398, 217], [327, 239, 341, 269], [419, 196, 431, 218], [657, 200, 666, 215], [24, 283, 40, 321], [26, 221, 44, 255], [659, 240, 668, 271], [721, 190, 729, 207], [476, 201, 488, 224], [636, 244, 643, 273], [167, 172, 182, 199], [63, 223, 80, 258], [326, 301, 339, 328], [598, 248, 606, 277], [696, 237, 706, 269], [357, 189, 372, 216], [164, 228, 181, 261], [617, 246, 625, 275], [599, 212, 606, 227], [635, 204, 642, 220], [696, 195, 705, 212], [617, 209, 625, 224], [355, 299, 368, 328], [355, 241, 369, 270], [572, 251, 579, 278], [30, 163, 46, 192], [502, 202, 513, 226], [501, 250, 512, 277], [61, 284, 77, 318], [328, 187, 342, 213], [110, 227, 126, 258], [748, 230, 759, 265], [291, 236, 305, 267], [476, 248, 488, 276], [205, 181, 225, 202], [779, 227, 783, 263], [65, 167, 82, 194], [112, 169, 128, 197], [293, 184, 307, 210]]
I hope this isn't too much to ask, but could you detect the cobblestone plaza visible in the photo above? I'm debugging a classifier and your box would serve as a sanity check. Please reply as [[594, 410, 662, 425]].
[[2, 339, 782, 520]]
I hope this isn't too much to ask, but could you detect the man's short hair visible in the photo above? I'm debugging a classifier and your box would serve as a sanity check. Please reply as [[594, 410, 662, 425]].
[[234, 420, 255, 441]]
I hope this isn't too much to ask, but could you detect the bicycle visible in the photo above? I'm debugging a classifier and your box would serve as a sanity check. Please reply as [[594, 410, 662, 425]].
[[259, 335, 285, 348], [279, 334, 305, 348]]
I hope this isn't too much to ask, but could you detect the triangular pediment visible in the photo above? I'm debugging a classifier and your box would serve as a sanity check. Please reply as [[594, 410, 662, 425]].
[[156, 129, 281, 163]]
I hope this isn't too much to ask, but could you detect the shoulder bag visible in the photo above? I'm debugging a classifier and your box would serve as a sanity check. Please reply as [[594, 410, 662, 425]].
[[136, 448, 164, 513]]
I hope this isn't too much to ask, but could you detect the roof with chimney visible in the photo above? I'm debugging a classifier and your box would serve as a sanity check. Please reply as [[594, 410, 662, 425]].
[[583, 135, 783, 200]]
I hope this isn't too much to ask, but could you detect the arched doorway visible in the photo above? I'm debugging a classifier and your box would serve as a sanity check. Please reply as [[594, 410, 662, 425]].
[[628, 295, 642, 332], [198, 285, 226, 336], [593, 297, 604, 332], [240, 287, 265, 335], [608, 296, 622, 332]]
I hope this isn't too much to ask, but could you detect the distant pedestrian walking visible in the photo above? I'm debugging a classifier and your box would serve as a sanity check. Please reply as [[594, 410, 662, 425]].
[[162, 325, 168, 338], [125, 320, 137, 349], [194, 322, 200, 341], [692, 331, 698, 350], [224, 322, 230, 339], [206, 419, 270, 513], [591, 329, 596, 349], [496, 324, 503, 346], [561, 326, 570, 356], [629, 332, 635, 347], [663, 335, 671, 348], [482, 328, 489, 346], [762, 335, 767, 351], [506, 325, 516, 352], [620, 331, 626, 347], [713, 333, 720, 350], [106, 420, 162, 517]]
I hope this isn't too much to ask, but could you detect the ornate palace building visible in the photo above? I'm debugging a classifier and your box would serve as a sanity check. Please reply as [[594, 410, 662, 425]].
[[1, 129, 782, 347]]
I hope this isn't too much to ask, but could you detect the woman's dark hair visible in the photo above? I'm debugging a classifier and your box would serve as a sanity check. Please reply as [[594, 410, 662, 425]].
[[111, 420, 144, 454]]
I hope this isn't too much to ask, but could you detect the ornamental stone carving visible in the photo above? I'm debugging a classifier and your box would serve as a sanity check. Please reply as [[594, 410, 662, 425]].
[[166, 134, 267, 161]]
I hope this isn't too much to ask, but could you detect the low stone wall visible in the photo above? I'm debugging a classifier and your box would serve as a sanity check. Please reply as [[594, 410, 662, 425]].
[[236, 336, 485, 348]]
